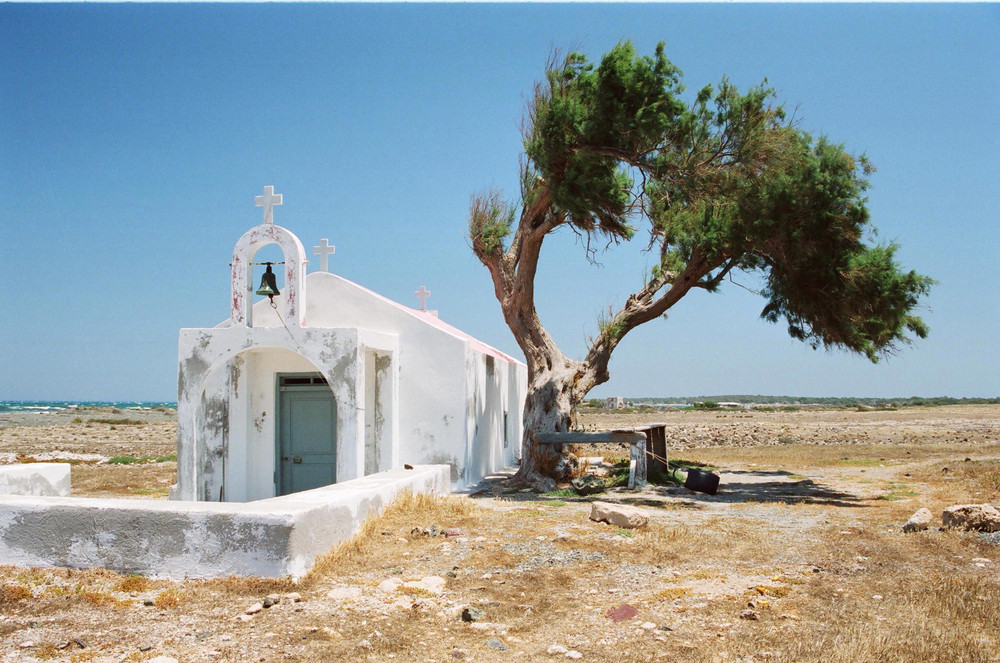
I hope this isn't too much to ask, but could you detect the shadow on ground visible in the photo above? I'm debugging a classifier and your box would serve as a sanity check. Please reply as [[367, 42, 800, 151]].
[[469, 468, 870, 509]]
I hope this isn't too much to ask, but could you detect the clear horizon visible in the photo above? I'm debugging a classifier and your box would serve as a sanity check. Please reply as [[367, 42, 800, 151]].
[[2, 4, 997, 401]]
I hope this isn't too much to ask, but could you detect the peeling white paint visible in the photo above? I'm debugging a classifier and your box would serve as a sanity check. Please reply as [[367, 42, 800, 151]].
[[177, 203, 526, 501]]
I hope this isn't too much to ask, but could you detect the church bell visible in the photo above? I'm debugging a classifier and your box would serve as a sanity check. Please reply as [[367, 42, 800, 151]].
[[255, 264, 280, 300]]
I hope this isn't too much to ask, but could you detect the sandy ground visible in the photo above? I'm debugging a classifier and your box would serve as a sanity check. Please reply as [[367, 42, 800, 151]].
[[1, 405, 998, 662]]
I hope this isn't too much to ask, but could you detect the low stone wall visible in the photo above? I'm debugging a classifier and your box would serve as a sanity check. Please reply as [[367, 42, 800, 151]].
[[0, 463, 71, 497], [0, 465, 449, 580]]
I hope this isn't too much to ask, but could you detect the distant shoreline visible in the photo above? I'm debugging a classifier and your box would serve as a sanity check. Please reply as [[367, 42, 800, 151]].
[[0, 401, 177, 414]]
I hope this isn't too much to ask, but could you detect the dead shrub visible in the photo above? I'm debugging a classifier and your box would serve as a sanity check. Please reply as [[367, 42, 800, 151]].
[[196, 575, 296, 597], [302, 491, 482, 585], [81, 591, 116, 607], [153, 588, 183, 608], [0, 583, 32, 603], [114, 575, 152, 593]]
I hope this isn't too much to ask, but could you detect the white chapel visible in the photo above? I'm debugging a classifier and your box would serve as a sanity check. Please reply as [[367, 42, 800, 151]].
[[173, 187, 526, 502]]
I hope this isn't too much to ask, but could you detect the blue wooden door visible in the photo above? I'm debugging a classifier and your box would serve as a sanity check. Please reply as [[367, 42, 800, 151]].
[[278, 377, 336, 495]]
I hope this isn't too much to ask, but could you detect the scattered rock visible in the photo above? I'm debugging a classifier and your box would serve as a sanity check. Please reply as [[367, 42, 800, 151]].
[[566, 651, 583, 660], [590, 502, 648, 529], [943, 504, 1000, 532], [358, 639, 373, 650], [402, 575, 447, 595], [445, 527, 465, 537], [283, 592, 302, 603], [539, 477, 557, 493], [606, 603, 639, 622], [461, 606, 485, 622], [245, 603, 263, 615], [262, 594, 279, 608], [739, 609, 759, 620], [378, 578, 404, 593], [571, 475, 606, 496], [148, 657, 179, 663], [484, 637, 508, 651], [971, 557, 993, 565], [903, 507, 933, 533], [640, 622, 657, 630], [326, 586, 363, 600], [548, 644, 569, 655]]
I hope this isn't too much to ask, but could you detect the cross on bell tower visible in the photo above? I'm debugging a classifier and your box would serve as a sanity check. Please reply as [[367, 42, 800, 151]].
[[254, 185, 283, 225]]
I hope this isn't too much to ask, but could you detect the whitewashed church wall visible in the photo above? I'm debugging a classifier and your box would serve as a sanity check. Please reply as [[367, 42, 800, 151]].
[[396, 324, 470, 483], [506, 362, 527, 467]]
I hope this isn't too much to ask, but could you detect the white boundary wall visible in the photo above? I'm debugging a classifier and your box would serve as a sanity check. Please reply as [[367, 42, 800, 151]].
[[0, 465, 448, 580], [0, 464, 71, 497]]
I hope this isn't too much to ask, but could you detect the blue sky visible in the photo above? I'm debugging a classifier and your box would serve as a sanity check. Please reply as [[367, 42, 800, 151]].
[[1, 3, 997, 401]]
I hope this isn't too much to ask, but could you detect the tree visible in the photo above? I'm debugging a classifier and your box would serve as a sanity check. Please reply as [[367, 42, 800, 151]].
[[469, 42, 932, 487]]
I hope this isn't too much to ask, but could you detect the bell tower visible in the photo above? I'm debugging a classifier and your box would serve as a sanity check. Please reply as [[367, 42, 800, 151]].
[[229, 186, 308, 327]]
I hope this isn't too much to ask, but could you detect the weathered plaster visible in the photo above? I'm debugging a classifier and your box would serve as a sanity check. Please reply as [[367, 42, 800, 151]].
[[0, 465, 449, 580]]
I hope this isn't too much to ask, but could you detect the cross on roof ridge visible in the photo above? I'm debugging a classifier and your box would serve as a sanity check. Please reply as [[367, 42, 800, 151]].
[[415, 285, 431, 311], [313, 238, 336, 272]]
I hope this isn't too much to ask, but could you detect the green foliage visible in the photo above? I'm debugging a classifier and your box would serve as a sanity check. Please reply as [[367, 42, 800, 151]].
[[694, 400, 720, 410], [474, 40, 931, 363], [107, 454, 176, 465], [468, 191, 513, 256]]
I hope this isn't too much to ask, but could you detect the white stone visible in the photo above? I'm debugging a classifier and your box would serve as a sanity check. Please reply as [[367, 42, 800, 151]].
[[402, 575, 446, 595], [903, 508, 933, 533], [640, 622, 657, 630], [548, 645, 568, 655], [566, 651, 583, 660], [378, 578, 404, 593], [589, 502, 649, 529], [148, 657, 179, 663], [246, 602, 263, 614]]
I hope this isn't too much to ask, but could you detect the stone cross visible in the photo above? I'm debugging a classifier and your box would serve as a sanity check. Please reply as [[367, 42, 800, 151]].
[[254, 185, 283, 225], [414, 286, 431, 311], [313, 238, 336, 272]]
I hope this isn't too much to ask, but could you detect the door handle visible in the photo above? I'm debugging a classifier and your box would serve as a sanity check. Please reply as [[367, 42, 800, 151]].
[[293, 456, 303, 464]]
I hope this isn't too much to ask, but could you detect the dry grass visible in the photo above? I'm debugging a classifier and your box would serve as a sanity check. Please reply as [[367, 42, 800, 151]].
[[1, 406, 998, 661]]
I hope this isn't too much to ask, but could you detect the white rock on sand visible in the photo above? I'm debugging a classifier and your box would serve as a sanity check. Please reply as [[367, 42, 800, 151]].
[[903, 507, 933, 532], [589, 502, 648, 529]]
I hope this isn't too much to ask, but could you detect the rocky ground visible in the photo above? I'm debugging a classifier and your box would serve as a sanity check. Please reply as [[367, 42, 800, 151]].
[[1, 405, 998, 662]]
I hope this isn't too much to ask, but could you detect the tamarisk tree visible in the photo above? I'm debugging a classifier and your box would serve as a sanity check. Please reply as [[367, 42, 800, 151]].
[[469, 42, 932, 486]]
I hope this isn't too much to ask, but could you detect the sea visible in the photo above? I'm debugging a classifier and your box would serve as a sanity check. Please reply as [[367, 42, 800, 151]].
[[0, 401, 176, 413]]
